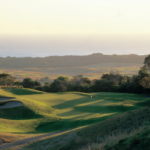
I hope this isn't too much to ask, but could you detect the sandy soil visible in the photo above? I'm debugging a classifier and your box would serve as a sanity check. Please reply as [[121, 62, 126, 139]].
[[0, 101, 23, 109]]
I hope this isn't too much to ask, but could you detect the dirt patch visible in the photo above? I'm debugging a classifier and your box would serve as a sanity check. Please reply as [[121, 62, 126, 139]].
[[0, 101, 23, 109]]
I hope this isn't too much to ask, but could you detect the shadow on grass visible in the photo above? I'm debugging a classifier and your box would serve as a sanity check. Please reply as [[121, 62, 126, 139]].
[[36, 115, 113, 133], [53, 95, 141, 110], [0, 105, 42, 120], [74, 105, 136, 114], [136, 99, 150, 107], [53, 96, 103, 109], [5, 89, 43, 95], [58, 104, 136, 118]]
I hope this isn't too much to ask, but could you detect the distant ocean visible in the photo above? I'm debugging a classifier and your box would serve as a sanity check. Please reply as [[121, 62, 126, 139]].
[[1, 49, 150, 58], [0, 37, 150, 57], [0, 47, 150, 57]]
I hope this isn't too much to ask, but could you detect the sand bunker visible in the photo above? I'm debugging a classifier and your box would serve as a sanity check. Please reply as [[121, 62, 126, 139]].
[[0, 98, 14, 101], [0, 101, 23, 109]]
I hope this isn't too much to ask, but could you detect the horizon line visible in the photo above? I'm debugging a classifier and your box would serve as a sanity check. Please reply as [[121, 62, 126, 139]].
[[0, 53, 149, 58]]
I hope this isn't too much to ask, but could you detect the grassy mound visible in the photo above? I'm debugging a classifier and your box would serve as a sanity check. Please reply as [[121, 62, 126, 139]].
[[0, 102, 42, 120], [5, 88, 43, 95], [0, 89, 57, 132]]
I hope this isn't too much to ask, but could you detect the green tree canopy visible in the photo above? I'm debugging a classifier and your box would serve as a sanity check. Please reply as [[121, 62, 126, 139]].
[[138, 67, 149, 80], [0, 73, 14, 86], [144, 55, 150, 69], [57, 76, 69, 81], [34, 81, 41, 87], [22, 78, 34, 88]]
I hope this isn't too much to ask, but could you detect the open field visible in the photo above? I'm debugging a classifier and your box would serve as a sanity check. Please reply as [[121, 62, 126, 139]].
[[0, 62, 142, 82]]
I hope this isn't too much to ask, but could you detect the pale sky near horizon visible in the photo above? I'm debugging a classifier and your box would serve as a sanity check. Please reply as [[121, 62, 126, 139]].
[[1, 0, 150, 57], [0, 0, 150, 37]]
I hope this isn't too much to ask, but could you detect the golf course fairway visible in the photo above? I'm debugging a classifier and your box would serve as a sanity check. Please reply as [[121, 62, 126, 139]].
[[0, 88, 149, 133]]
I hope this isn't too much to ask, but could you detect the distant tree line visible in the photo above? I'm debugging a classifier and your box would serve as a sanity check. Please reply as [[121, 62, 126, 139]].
[[33, 68, 150, 94], [1, 55, 150, 94], [14, 78, 41, 89]]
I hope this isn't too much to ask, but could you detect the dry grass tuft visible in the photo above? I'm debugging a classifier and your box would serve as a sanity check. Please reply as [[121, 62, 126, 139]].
[[80, 142, 106, 150]]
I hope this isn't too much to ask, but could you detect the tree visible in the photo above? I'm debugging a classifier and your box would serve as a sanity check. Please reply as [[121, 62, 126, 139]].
[[138, 67, 149, 80], [42, 82, 51, 92], [91, 79, 114, 92], [57, 76, 69, 81], [50, 80, 66, 92], [22, 78, 34, 88], [137, 67, 150, 89], [0, 73, 14, 86], [101, 71, 125, 85], [82, 77, 91, 85], [34, 81, 41, 87], [144, 55, 150, 69], [139, 76, 150, 89], [14, 81, 22, 86], [71, 75, 84, 86], [50, 76, 70, 92]]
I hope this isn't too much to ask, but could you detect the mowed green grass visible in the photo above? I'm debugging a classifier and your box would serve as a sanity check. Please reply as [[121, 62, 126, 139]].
[[0, 88, 149, 134]]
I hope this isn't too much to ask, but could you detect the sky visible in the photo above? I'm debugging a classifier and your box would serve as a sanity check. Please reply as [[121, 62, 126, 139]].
[[0, 0, 150, 56]]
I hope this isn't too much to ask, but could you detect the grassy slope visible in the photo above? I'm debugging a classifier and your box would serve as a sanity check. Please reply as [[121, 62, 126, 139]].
[[107, 127, 150, 150], [9, 107, 150, 150]]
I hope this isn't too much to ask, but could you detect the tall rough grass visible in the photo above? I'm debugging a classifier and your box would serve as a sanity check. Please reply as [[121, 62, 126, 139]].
[[80, 125, 146, 150], [80, 142, 106, 150]]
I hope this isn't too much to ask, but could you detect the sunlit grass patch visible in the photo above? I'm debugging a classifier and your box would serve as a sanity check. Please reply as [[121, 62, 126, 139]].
[[5, 88, 44, 95]]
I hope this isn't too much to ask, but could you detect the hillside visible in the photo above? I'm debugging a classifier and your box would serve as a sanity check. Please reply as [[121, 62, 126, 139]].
[[0, 53, 146, 68], [4, 106, 150, 150]]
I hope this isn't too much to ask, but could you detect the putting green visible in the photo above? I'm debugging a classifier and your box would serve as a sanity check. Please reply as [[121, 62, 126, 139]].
[[0, 89, 149, 133]]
